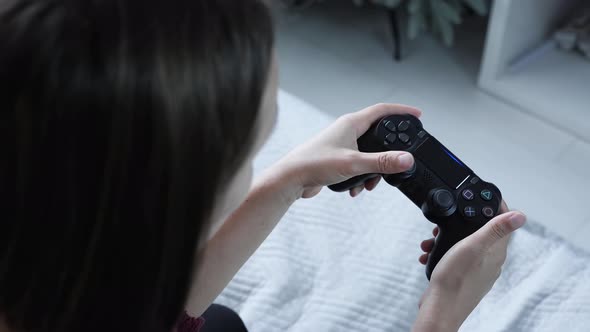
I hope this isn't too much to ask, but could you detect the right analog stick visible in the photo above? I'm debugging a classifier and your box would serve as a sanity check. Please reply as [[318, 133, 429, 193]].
[[433, 189, 454, 210], [425, 189, 456, 218]]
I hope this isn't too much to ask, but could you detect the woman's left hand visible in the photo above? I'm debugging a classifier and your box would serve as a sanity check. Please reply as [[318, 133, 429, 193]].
[[272, 103, 422, 199]]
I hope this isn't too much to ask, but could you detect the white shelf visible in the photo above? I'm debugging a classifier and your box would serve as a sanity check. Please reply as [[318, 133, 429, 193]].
[[478, 0, 590, 141], [484, 46, 590, 140]]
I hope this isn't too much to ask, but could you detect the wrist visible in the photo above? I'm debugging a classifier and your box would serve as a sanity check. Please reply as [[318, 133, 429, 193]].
[[413, 287, 464, 332], [255, 163, 304, 204]]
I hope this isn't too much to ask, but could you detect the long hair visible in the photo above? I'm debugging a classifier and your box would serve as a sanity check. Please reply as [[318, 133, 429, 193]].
[[0, 1, 274, 331]]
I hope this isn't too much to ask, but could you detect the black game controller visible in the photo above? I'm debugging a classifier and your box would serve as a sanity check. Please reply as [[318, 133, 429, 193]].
[[328, 114, 502, 280]]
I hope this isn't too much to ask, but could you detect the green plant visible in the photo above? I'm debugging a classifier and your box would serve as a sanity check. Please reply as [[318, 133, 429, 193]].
[[357, 0, 489, 46]]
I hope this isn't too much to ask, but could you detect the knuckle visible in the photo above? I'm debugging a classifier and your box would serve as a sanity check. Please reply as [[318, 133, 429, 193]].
[[337, 113, 355, 126], [488, 246, 508, 268], [498, 250, 508, 266], [338, 114, 359, 133], [432, 272, 463, 292], [343, 152, 361, 174], [490, 222, 507, 240], [373, 102, 388, 110], [495, 267, 502, 280], [376, 153, 393, 173], [333, 150, 360, 176], [491, 252, 505, 268]]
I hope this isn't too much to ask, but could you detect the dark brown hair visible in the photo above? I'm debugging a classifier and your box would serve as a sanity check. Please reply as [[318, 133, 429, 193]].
[[0, 0, 274, 331]]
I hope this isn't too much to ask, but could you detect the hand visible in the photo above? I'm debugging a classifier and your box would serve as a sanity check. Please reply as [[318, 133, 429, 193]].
[[272, 103, 422, 199], [413, 202, 527, 331]]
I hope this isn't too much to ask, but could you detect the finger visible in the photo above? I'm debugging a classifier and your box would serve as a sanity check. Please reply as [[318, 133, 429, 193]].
[[420, 238, 435, 252], [348, 103, 422, 138], [364, 176, 381, 191], [349, 185, 364, 197], [419, 253, 429, 265], [499, 200, 509, 214], [351, 151, 414, 176], [433, 227, 439, 237], [469, 211, 527, 249]]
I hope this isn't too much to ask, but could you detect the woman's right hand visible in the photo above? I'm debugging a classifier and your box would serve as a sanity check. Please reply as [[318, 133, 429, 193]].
[[412, 202, 526, 332]]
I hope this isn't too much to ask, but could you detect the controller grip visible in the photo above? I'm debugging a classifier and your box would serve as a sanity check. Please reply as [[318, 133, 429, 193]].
[[327, 174, 379, 192], [425, 226, 461, 280]]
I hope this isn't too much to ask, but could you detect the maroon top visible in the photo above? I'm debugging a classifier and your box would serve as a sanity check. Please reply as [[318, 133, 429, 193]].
[[174, 311, 205, 332]]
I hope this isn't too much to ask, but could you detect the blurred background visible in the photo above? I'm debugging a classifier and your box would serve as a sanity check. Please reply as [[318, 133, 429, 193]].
[[271, 0, 590, 250]]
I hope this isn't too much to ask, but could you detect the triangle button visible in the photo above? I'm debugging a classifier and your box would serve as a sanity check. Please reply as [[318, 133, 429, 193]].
[[481, 190, 493, 201]]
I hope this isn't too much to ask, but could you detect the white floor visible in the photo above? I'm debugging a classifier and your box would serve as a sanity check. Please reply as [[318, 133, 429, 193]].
[[273, 1, 590, 251]]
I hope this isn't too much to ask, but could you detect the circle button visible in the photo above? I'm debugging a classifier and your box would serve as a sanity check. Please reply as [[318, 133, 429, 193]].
[[482, 206, 495, 218]]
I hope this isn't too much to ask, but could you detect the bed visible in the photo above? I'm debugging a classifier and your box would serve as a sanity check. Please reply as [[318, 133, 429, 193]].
[[215, 90, 590, 331]]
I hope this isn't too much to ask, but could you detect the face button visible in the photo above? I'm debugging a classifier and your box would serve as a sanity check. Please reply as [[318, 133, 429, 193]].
[[463, 206, 477, 218], [384, 120, 397, 132], [385, 133, 397, 144], [397, 120, 411, 132], [480, 189, 493, 201], [462, 189, 474, 201], [482, 206, 495, 218], [398, 133, 410, 144]]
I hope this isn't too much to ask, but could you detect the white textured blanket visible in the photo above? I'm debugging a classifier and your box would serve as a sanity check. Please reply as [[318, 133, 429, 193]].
[[216, 91, 590, 332]]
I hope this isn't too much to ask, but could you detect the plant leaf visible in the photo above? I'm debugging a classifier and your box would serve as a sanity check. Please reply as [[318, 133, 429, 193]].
[[378, 0, 403, 8], [408, 0, 423, 14], [448, 0, 463, 12], [463, 0, 488, 15], [429, 0, 455, 46], [438, 1, 462, 24], [407, 12, 425, 39], [431, 1, 454, 46], [439, 17, 454, 46]]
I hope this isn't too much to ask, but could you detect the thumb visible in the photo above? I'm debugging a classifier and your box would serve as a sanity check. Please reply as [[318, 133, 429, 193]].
[[352, 151, 414, 175], [471, 211, 527, 249]]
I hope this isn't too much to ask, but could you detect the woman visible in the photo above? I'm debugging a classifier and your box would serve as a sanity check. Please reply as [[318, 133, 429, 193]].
[[0, 0, 526, 331]]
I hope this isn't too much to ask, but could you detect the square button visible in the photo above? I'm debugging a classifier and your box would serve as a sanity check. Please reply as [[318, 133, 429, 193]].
[[462, 189, 474, 201]]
